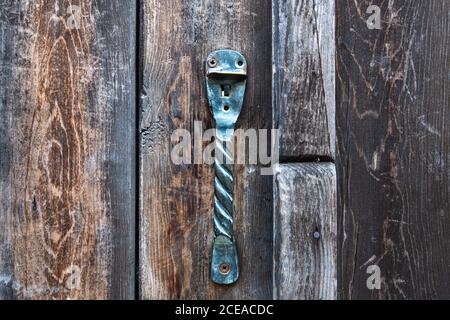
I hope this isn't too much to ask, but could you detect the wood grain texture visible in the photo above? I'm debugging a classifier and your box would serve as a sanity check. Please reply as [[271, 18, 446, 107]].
[[273, 0, 335, 159], [0, 0, 136, 299], [337, 0, 449, 299], [139, 0, 272, 299], [274, 163, 337, 300]]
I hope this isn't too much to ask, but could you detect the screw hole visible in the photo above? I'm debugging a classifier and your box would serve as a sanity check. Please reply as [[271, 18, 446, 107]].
[[223, 105, 230, 112], [237, 60, 244, 67]]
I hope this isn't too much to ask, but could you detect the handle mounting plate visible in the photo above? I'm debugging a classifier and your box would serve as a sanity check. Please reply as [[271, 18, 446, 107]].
[[206, 50, 247, 141]]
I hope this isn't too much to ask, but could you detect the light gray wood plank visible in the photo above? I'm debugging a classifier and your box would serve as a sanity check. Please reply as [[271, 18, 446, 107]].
[[273, 0, 335, 159], [274, 163, 337, 300]]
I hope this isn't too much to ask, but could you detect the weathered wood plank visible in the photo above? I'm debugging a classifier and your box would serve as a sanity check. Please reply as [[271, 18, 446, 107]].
[[337, 0, 450, 299], [0, 0, 136, 299], [273, 0, 335, 159], [274, 163, 337, 300], [139, 0, 272, 299]]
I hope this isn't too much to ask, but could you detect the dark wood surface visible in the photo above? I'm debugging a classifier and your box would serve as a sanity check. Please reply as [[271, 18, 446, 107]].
[[0, 0, 136, 299], [1, 0, 448, 301], [337, 0, 449, 299], [274, 163, 337, 300], [139, 0, 273, 299], [273, 0, 335, 159]]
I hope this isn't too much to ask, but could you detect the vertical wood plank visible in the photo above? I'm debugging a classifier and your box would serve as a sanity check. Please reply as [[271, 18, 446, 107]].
[[274, 163, 337, 300], [139, 0, 272, 299], [337, 0, 450, 299], [272, 0, 337, 300], [0, 0, 136, 299], [273, 0, 335, 159]]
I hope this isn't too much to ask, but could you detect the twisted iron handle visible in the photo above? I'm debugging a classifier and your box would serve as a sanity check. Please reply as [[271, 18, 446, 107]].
[[213, 137, 234, 239], [210, 135, 239, 284], [206, 50, 247, 284]]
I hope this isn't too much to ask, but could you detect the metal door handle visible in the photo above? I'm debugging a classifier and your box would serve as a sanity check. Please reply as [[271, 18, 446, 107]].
[[205, 50, 247, 285]]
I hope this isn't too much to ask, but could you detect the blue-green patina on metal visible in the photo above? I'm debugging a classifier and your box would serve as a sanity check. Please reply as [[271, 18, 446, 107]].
[[206, 50, 247, 285]]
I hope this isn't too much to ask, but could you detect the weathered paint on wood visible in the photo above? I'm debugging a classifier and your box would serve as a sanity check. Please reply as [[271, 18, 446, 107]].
[[337, 0, 450, 299], [0, 0, 136, 299], [274, 163, 337, 300], [273, 0, 335, 159], [139, 0, 272, 299]]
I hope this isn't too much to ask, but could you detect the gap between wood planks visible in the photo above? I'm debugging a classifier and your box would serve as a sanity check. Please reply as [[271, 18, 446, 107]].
[[279, 155, 335, 164], [135, 0, 142, 300]]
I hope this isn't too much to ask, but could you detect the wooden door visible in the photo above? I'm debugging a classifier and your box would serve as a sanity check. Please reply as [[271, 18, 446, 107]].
[[0, 0, 448, 300]]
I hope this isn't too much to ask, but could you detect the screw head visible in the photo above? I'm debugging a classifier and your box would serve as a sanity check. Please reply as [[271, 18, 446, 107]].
[[219, 263, 231, 275], [208, 58, 218, 68]]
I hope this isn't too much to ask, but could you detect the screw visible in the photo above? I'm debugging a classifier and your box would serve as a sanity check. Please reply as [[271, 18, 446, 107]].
[[313, 231, 321, 240], [208, 58, 218, 68], [219, 263, 231, 275]]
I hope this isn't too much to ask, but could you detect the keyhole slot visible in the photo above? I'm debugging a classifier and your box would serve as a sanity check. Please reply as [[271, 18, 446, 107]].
[[221, 84, 231, 97]]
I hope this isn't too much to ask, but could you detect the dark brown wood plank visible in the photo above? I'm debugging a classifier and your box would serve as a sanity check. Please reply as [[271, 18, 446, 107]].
[[0, 0, 136, 299], [139, 0, 272, 299], [273, 0, 335, 159], [337, 0, 449, 299], [274, 163, 337, 299]]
